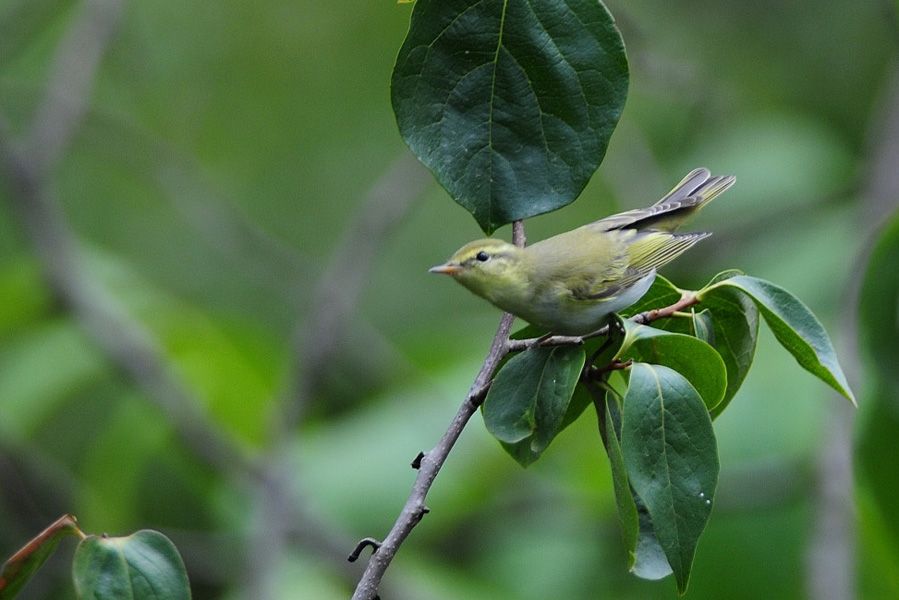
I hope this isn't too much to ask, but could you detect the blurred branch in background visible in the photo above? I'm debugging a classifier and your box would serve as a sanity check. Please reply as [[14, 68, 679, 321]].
[[243, 152, 431, 600], [0, 0, 257, 479], [806, 64, 899, 600], [278, 150, 432, 433], [24, 0, 123, 175], [0, 1, 364, 595]]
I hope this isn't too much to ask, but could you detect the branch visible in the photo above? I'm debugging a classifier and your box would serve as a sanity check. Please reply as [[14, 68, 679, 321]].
[[350, 221, 526, 600], [0, 0, 257, 481], [0, 124, 257, 480], [349, 268, 705, 597], [278, 151, 433, 433], [25, 0, 124, 174], [804, 62, 899, 600], [506, 291, 699, 352]]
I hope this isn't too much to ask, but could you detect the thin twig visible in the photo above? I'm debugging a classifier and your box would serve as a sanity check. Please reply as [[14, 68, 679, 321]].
[[349, 222, 526, 600]]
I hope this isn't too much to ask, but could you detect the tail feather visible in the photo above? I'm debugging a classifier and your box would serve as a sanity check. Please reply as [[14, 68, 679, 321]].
[[657, 168, 736, 209], [589, 168, 735, 233], [657, 168, 712, 204]]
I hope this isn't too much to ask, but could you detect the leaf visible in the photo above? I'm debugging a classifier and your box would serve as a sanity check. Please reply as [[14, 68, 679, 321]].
[[621, 274, 682, 318], [705, 275, 854, 405], [72, 530, 191, 600], [391, 0, 629, 233], [857, 209, 899, 565], [0, 515, 82, 599], [483, 345, 585, 466], [859, 208, 899, 395], [600, 395, 673, 580], [632, 493, 674, 581], [692, 284, 760, 417], [621, 363, 718, 594], [560, 382, 593, 431], [601, 396, 638, 558], [619, 322, 727, 411], [691, 309, 714, 344], [857, 385, 899, 560]]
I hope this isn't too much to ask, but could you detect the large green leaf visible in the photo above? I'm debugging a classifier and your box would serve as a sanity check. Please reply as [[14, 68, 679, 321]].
[[601, 395, 672, 580], [72, 530, 190, 600], [624, 272, 758, 416], [704, 275, 854, 405], [0, 515, 81, 599], [857, 209, 899, 569], [692, 283, 759, 417], [859, 208, 899, 395], [392, 0, 628, 233], [621, 363, 718, 594], [857, 386, 899, 561], [619, 322, 727, 411], [483, 345, 585, 466]]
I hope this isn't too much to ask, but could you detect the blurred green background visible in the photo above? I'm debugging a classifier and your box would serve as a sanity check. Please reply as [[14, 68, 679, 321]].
[[0, 0, 896, 598]]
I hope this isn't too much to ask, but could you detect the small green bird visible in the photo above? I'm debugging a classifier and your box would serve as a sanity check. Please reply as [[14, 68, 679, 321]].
[[429, 168, 735, 335]]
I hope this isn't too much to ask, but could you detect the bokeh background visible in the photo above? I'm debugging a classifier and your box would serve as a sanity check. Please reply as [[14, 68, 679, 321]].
[[0, 0, 897, 598]]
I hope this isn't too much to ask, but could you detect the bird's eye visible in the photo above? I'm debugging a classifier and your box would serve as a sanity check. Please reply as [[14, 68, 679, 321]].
[[476, 251, 490, 262]]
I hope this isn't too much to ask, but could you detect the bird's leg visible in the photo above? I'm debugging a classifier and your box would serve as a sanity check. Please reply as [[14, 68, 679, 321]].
[[587, 315, 625, 366], [588, 335, 615, 367]]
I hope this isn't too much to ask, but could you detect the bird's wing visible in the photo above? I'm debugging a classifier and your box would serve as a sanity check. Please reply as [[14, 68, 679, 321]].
[[572, 231, 710, 300]]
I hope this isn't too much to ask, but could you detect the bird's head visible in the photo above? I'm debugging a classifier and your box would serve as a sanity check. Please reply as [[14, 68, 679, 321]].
[[429, 238, 527, 300]]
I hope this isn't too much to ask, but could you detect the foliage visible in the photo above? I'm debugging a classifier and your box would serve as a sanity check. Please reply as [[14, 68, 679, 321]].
[[0, 0, 889, 598], [391, 0, 854, 593], [392, 0, 628, 233], [857, 208, 899, 597], [0, 517, 189, 600]]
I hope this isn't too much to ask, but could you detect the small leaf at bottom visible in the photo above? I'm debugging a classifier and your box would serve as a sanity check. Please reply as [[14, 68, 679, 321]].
[[73, 530, 190, 600]]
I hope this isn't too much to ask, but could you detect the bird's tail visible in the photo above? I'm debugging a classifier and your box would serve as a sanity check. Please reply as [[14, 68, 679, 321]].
[[589, 168, 735, 233], [657, 167, 736, 210]]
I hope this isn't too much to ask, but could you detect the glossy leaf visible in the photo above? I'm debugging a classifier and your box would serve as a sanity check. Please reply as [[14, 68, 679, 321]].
[[0, 515, 81, 599], [601, 395, 673, 580], [483, 345, 585, 466], [621, 274, 682, 318], [392, 0, 629, 233], [602, 396, 638, 559], [622, 271, 758, 416], [705, 275, 854, 405], [691, 309, 714, 344], [693, 284, 760, 417], [72, 530, 190, 600], [619, 322, 727, 411], [621, 363, 718, 594]]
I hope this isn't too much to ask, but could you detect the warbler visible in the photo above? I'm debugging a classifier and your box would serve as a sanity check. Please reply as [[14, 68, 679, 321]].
[[429, 168, 735, 335]]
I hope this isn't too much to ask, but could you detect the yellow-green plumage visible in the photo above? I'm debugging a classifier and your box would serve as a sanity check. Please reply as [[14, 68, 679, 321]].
[[430, 168, 735, 335]]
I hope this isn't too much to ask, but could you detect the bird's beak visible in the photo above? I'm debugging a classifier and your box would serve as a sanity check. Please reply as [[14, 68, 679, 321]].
[[429, 263, 462, 275]]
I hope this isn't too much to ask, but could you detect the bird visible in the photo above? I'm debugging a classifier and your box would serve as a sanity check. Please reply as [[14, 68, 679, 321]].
[[429, 168, 735, 335]]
